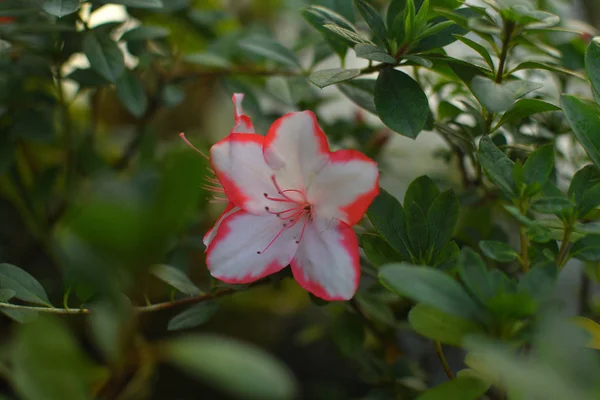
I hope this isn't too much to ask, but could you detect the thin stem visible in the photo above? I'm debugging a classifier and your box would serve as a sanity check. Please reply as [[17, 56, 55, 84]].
[[495, 20, 515, 84], [434, 340, 455, 380]]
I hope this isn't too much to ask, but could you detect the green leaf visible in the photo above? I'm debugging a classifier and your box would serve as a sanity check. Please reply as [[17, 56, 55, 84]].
[[478, 136, 516, 197], [416, 376, 489, 400], [518, 264, 556, 303], [95, 0, 162, 7], [405, 201, 429, 260], [561, 95, 600, 170], [426, 190, 459, 256], [0, 264, 50, 306], [471, 76, 541, 113], [531, 197, 574, 214], [184, 52, 231, 68], [494, 99, 560, 130], [375, 68, 430, 139], [523, 144, 554, 187], [116, 70, 147, 118], [323, 23, 372, 44], [354, 0, 387, 43], [120, 26, 169, 42], [585, 40, 600, 101], [338, 79, 377, 114], [0, 288, 15, 302], [150, 264, 202, 296], [509, 61, 586, 80], [166, 335, 297, 400], [354, 43, 396, 63], [458, 248, 494, 304], [367, 189, 414, 261], [454, 34, 494, 70], [239, 36, 301, 69], [408, 304, 485, 346], [83, 31, 125, 83], [168, 301, 220, 331], [12, 317, 98, 400], [570, 234, 600, 261], [66, 67, 109, 87], [379, 263, 484, 320], [41, 0, 80, 17], [0, 308, 38, 323], [308, 68, 361, 88], [479, 240, 519, 263], [361, 234, 403, 267], [569, 165, 600, 204], [404, 175, 440, 214], [577, 182, 600, 218], [303, 5, 356, 59]]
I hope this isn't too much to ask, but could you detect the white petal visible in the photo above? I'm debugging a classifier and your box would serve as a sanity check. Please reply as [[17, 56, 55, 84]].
[[203, 203, 239, 248], [206, 210, 303, 283], [291, 218, 360, 300], [231, 93, 255, 134]]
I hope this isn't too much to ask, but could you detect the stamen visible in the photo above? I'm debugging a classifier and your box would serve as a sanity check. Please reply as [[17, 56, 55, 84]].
[[179, 133, 209, 160], [270, 175, 301, 203], [257, 223, 289, 254], [263, 193, 293, 203], [202, 184, 225, 193], [296, 215, 310, 244]]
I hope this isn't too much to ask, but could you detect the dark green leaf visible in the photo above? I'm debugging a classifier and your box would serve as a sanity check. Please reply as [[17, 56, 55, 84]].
[[95, 0, 163, 7], [0, 308, 38, 323], [150, 264, 202, 296], [41, 0, 80, 17], [458, 248, 494, 304], [308, 68, 361, 88], [404, 175, 440, 214], [570, 234, 600, 261], [161, 84, 185, 107], [405, 201, 429, 260], [427, 190, 459, 255], [562, 95, 600, 170], [361, 234, 403, 267], [577, 182, 600, 218], [531, 197, 574, 214], [66, 68, 109, 87], [478, 136, 516, 197], [523, 144, 554, 187], [379, 263, 484, 320], [323, 23, 372, 44], [0, 288, 15, 302], [510, 61, 586, 80], [0, 264, 50, 306], [471, 76, 541, 113], [168, 301, 220, 331], [416, 376, 489, 400], [354, 43, 395, 63], [354, 0, 387, 42], [518, 263, 556, 303], [367, 189, 414, 261], [83, 31, 125, 83], [585, 40, 600, 101], [239, 36, 301, 69], [120, 26, 169, 42], [454, 34, 494, 70], [408, 304, 485, 346], [375, 68, 429, 139], [303, 5, 357, 59], [116, 70, 147, 118], [494, 99, 560, 130], [338, 79, 377, 114], [569, 165, 600, 204], [486, 292, 538, 318], [166, 335, 297, 400], [479, 240, 519, 263]]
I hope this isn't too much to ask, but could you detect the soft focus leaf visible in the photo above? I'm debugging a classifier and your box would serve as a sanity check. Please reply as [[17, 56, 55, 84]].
[[354, 43, 395, 63], [308, 68, 360, 88], [150, 264, 202, 296], [0, 264, 50, 306], [570, 234, 600, 261], [338, 79, 377, 114], [165, 335, 297, 400], [408, 304, 485, 346], [168, 301, 220, 331], [239, 36, 301, 69], [573, 317, 600, 350], [478, 136, 516, 197], [479, 240, 519, 263], [361, 233, 404, 266], [416, 376, 490, 400], [458, 248, 494, 304], [96, 0, 163, 8], [83, 31, 125, 83], [0, 288, 15, 301], [427, 189, 459, 255], [116, 70, 148, 118], [41, 0, 80, 17], [561, 95, 600, 169], [120, 26, 169, 42]]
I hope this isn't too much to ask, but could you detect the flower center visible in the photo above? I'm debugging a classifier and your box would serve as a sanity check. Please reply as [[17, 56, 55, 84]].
[[257, 175, 312, 255]]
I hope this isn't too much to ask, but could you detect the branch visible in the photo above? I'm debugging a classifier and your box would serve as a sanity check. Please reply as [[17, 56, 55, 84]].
[[434, 340, 455, 380]]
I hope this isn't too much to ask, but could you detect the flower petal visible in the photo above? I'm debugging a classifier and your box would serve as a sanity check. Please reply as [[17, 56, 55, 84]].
[[206, 209, 302, 283], [203, 202, 238, 248], [290, 218, 360, 301], [308, 149, 379, 226], [263, 111, 330, 189], [210, 133, 277, 214], [231, 93, 254, 134]]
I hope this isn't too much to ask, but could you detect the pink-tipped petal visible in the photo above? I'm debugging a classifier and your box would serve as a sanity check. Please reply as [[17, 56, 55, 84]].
[[291, 218, 360, 301], [206, 209, 302, 283], [203, 202, 238, 248], [210, 133, 278, 214], [308, 149, 379, 226], [231, 93, 255, 134], [263, 111, 330, 189]]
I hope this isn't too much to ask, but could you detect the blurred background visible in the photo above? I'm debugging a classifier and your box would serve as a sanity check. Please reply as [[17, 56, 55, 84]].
[[0, 0, 599, 399]]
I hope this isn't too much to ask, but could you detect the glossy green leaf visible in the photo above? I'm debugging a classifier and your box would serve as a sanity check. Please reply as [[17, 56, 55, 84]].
[[150, 264, 202, 296], [404, 175, 440, 215], [338, 79, 377, 114], [116, 70, 148, 118], [570, 234, 600, 261], [531, 197, 574, 214], [478, 136, 516, 197], [427, 189, 459, 255], [494, 99, 560, 130], [354, 43, 395, 63], [375, 68, 429, 139], [308, 68, 361, 88], [120, 26, 169, 41], [479, 240, 519, 263], [454, 34, 494, 70], [361, 234, 404, 267], [367, 188, 414, 261], [379, 263, 484, 320], [585, 40, 600, 101], [303, 5, 356, 59], [166, 335, 297, 400], [41, 0, 80, 17], [458, 247, 494, 304], [416, 376, 489, 400], [405, 200, 429, 260], [239, 36, 301, 69], [0, 264, 50, 306], [561, 95, 600, 169], [168, 301, 220, 331], [83, 31, 125, 83], [354, 0, 387, 42], [569, 165, 600, 204], [523, 144, 554, 187], [408, 304, 485, 347]]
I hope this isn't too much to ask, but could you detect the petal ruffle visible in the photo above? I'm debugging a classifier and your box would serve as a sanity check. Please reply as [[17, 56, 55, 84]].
[[231, 93, 254, 134], [206, 209, 302, 283], [308, 149, 379, 226], [290, 218, 360, 301], [210, 133, 278, 214], [263, 111, 330, 190]]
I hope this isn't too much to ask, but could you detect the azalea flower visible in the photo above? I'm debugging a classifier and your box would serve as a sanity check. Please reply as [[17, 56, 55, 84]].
[[199, 94, 379, 300]]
